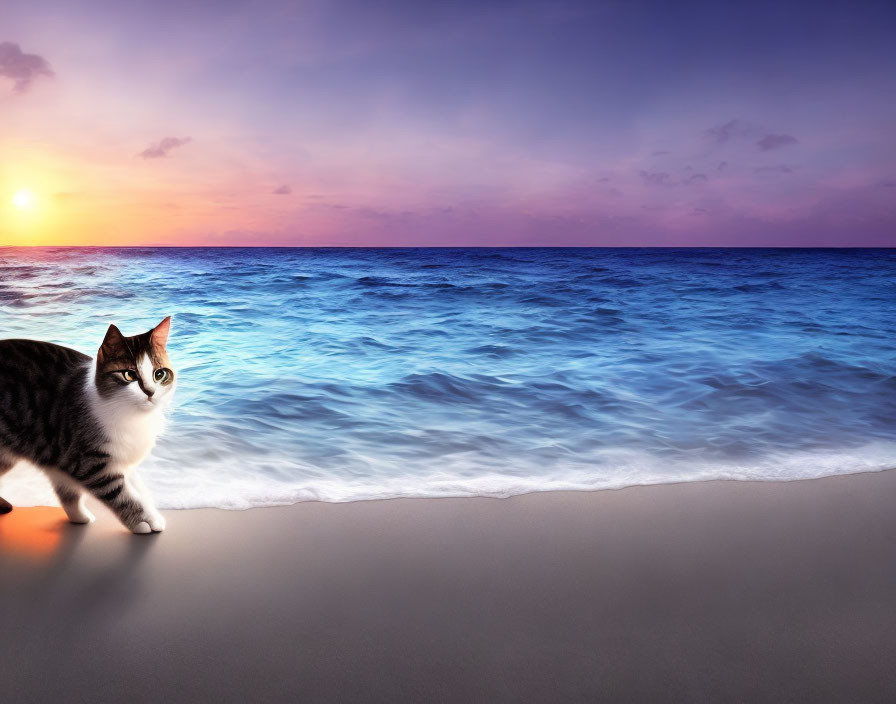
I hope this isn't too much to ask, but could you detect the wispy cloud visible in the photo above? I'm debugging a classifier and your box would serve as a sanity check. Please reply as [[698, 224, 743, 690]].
[[756, 133, 798, 151], [639, 170, 672, 186], [0, 41, 54, 93], [754, 165, 794, 174], [708, 122, 799, 154], [272, 184, 292, 195], [139, 136, 192, 159], [706, 119, 746, 144]]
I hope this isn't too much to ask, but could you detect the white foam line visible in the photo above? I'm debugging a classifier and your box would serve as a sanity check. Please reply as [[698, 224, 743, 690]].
[[2, 443, 895, 510]]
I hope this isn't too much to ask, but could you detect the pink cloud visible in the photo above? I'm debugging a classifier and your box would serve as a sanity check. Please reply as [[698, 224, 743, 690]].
[[139, 136, 192, 159], [0, 41, 53, 93]]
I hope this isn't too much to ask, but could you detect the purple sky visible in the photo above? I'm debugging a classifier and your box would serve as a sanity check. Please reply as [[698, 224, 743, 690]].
[[1, 0, 895, 245]]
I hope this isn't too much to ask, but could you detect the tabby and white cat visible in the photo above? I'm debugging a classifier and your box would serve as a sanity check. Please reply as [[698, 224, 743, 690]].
[[0, 318, 175, 534]]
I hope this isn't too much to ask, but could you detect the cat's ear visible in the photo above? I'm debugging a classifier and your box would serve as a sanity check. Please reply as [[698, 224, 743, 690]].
[[98, 324, 126, 361], [151, 316, 171, 347]]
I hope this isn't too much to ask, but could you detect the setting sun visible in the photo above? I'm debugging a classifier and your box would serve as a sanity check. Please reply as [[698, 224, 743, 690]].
[[11, 189, 36, 211]]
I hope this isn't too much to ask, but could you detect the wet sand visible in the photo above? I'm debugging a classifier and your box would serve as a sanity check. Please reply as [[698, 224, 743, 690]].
[[2, 469, 896, 703]]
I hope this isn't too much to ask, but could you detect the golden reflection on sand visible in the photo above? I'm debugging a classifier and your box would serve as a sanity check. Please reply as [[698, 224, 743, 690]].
[[0, 507, 70, 560]]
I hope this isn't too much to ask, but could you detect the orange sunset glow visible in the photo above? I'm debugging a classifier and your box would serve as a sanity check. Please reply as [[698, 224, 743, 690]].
[[1, 0, 895, 247]]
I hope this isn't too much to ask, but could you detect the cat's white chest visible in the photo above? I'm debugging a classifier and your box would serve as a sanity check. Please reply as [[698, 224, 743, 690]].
[[100, 408, 165, 466]]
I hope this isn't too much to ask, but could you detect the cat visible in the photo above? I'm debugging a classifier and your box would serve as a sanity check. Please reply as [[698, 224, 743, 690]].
[[0, 317, 175, 534]]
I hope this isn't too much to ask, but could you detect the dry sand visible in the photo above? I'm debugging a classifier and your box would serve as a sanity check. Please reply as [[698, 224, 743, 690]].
[[2, 469, 896, 702]]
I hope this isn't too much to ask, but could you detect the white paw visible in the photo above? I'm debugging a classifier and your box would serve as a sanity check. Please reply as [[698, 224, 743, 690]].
[[69, 508, 96, 525], [148, 512, 166, 532], [132, 521, 152, 534]]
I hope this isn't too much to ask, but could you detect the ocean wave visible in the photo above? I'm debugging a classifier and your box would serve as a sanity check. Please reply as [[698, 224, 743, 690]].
[[0, 247, 894, 510]]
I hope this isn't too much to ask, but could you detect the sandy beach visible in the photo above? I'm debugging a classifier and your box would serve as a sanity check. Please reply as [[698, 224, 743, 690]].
[[2, 469, 896, 702]]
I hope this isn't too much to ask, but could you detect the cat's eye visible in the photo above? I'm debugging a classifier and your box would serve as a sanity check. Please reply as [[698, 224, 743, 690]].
[[118, 370, 137, 382], [154, 368, 172, 384]]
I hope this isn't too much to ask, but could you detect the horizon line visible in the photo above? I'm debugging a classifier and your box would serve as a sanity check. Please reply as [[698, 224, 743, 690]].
[[1, 245, 894, 250]]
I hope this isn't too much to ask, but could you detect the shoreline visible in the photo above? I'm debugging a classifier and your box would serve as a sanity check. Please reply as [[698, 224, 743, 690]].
[[3, 462, 895, 512], [3, 467, 896, 701]]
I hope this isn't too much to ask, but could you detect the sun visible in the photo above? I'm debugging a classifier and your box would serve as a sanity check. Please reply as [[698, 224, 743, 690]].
[[12, 189, 36, 210]]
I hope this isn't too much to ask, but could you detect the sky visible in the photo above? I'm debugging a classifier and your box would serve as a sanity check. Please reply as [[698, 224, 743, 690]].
[[0, 0, 894, 246]]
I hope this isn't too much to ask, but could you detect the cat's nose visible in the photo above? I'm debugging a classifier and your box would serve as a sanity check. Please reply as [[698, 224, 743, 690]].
[[144, 388, 155, 398]]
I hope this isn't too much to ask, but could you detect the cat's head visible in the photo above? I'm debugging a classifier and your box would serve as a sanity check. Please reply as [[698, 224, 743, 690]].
[[95, 317, 176, 410]]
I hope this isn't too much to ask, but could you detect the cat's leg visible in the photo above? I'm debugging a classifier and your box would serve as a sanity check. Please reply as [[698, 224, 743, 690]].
[[78, 465, 165, 534], [129, 470, 166, 532], [51, 474, 96, 524]]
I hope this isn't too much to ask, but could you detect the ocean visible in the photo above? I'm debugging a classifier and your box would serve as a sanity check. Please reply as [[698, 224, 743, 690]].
[[1, 247, 894, 509]]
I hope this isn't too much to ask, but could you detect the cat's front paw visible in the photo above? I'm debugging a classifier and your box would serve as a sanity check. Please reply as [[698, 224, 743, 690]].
[[132, 513, 165, 534], [148, 511, 166, 532], [68, 507, 96, 524]]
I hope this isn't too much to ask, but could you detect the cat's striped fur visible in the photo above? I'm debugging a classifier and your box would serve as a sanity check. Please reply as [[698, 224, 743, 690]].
[[0, 318, 175, 533]]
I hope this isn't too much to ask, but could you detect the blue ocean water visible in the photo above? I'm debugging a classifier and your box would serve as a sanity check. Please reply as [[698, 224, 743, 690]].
[[1, 247, 895, 509]]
